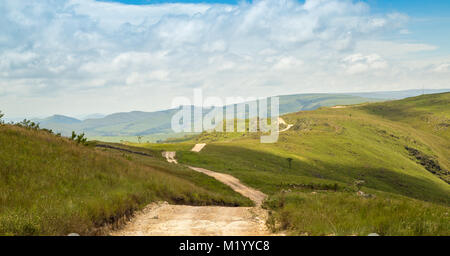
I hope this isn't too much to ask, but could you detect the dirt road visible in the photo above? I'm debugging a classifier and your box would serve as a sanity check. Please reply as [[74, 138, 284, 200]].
[[111, 202, 269, 236], [111, 154, 270, 236], [162, 151, 178, 164], [188, 166, 266, 206], [278, 117, 293, 132], [191, 143, 207, 152]]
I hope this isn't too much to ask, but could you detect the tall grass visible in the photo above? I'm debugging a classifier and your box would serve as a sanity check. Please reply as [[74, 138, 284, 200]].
[[0, 125, 251, 235], [265, 191, 450, 236]]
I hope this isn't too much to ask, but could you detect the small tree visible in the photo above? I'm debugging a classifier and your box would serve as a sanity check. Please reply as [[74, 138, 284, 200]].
[[17, 119, 40, 129], [0, 111, 4, 124], [137, 135, 143, 144], [70, 131, 88, 145], [76, 133, 87, 145], [286, 157, 293, 169]]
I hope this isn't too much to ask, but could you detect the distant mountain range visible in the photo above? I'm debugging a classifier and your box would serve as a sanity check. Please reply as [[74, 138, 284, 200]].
[[34, 89, 449, 138], [35, 115, 81, 125], [77, 113, 107, 120]]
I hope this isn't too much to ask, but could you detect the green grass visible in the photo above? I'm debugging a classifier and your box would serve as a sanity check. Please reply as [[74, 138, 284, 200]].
[[88, 132, 197, 144], [0, 125, 251, 236], [278, 93, 380, 113], [134, 93, 450, 235], [265, 191, 449, 236]]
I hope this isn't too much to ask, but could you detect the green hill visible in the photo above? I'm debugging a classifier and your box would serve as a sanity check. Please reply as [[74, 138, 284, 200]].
[[39, 109, 178, 137], [278, 93, 379, 113], [0, 124, 251, 235], [133, 93, 450, 235]]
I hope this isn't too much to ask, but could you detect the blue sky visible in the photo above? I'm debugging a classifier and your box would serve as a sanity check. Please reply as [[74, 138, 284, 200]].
[[102, 0, 450, 16], [368, 0, 450, 16], [369, 0, 450, 52], [1, 0, 449, 118], [99, 0, 242, 4], [101, 0, 450, 51]]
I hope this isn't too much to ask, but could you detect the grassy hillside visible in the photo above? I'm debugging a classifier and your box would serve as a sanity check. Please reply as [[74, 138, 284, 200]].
[[0, 124, 251, 235], [360, 93, 450, 175], [132, 93, 450, 235], [278, 93, 379, 113]]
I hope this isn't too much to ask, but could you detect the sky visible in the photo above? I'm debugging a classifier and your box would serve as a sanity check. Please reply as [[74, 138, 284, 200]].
[[1, 0, 449, 118]]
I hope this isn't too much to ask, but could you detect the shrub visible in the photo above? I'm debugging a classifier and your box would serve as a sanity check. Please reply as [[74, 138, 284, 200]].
[[16, 119, 40, 130], [70, 131, 88, 145]]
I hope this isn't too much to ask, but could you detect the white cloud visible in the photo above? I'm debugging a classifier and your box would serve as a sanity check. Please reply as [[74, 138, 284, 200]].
[[433, 63, 450, 73], [342, 54, 387, 74], [272, 56, 303, 70], [126, 70, 170, 85], [356, 41, 437, 57], [0, 0, 448, 117]]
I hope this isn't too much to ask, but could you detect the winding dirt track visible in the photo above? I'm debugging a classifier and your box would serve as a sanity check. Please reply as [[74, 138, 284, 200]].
[[191, 143, 207, 152], [111, 152, 270, 236], [188, 166, 266, 206], [112, 117, 294, 236], [278, 117, 293, 132]]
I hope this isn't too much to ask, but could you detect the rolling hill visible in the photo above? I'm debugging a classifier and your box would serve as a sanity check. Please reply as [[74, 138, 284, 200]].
[[131, 93, 450, 235]]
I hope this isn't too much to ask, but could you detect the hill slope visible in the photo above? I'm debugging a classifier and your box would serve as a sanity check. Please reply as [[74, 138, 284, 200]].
[[133, 93, 450, 235], [0, 125, 251, 235]]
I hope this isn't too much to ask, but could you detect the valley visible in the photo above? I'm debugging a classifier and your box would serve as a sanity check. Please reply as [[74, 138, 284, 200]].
[[126, 93, 450, 235], [0, 92, 449, 236]]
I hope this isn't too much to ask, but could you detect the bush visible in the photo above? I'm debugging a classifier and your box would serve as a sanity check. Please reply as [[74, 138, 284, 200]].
[[16, 119, 40, 130], [70, 131, 88, 145]]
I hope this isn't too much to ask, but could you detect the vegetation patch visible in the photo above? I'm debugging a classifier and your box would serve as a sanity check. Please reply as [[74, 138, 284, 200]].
[[264, 191, 450, 236], [292, 118, 314, 131], [277, 182, 340, 192], [405, 146, 450, 184]]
